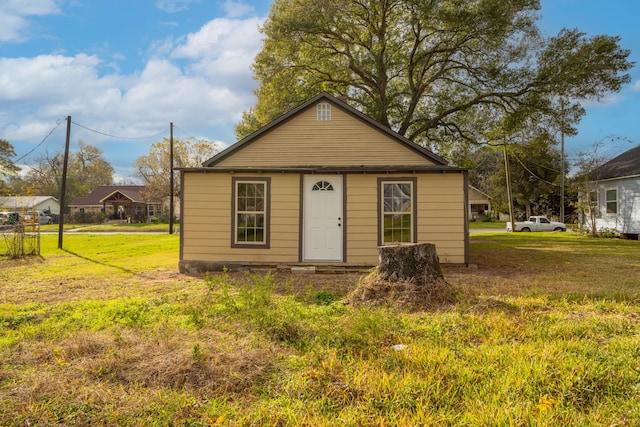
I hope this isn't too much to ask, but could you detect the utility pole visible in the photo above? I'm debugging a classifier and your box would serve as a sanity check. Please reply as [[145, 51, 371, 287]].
[[504, 143, 515, 231], [169, 122, 174, 235], [58, 116, 71, 249], [561, 130, 565, 223], [560, 100, 565, 223]]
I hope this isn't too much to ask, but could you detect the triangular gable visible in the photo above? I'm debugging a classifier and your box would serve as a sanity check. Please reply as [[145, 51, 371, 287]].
[[99, 190, 141, 204], [469, 186, 491, 201], [203, 92, 449, 169], [117, 188, 147, 202]]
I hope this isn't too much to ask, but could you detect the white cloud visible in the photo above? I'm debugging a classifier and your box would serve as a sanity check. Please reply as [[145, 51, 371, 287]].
[[0, 14, 27, 42], [171, 17, 262, 60], [631, 80, 640, 92], [222, 1, 254, 18], [0, 54, 104, 101], [2, 10, 264, 177], [2, 0, 61, 15], [120, 59, 251, 127], [0, 0, 61, 42], [577, 92, 625, 109], [169, 16, 263, 93], [155, 0, 201, 13]]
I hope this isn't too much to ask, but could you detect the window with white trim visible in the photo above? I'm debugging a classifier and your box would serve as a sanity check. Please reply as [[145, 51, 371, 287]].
[[605, 188, 617, 215], [317, 102, 331, 121], [379, 179, 416, 244], [233, 178, 269, 247]]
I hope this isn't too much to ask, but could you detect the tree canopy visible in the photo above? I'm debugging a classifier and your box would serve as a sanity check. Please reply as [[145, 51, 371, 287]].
[[134, 137, 219, 202], [237, 0, 632, 158], [0, 138, 20, 195], [16, 141, 114, 205]]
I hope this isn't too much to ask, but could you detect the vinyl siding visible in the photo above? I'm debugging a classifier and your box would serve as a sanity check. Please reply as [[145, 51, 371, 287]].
[[417, 174, 466, 264], [344, 174, 379, 263], [181, 172, 300, 263], [181, 170, 466, 266], [213, 106, 436, 168], [344, 173, 466, 264], [592, 177, 640, 234]]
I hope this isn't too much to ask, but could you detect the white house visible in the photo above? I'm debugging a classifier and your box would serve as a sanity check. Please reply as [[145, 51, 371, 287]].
[[0, 196, 60, 215], [585, 144, 640, 238]]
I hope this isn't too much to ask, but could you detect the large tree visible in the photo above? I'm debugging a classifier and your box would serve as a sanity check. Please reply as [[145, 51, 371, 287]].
[[20, 141, 114, 205], [134, 137, 219, 203], [506, 135, 563, 218], [463, 138, 562, 219], [0, 139, 20, 195], [237, 0, 631, 158]]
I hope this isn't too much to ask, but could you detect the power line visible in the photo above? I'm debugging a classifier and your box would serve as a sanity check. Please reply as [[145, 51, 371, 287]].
[[173, 125, 227, 144], [71, 120, 168, 140], [172, 125, 193, 138], [172, 124, 216, 140], [511, 152, 559, 187], [14, 117, 66, 163]]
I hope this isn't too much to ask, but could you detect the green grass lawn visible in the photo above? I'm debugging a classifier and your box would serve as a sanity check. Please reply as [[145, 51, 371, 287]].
[[468, 220, 506, 229], [39, 222, 175, 233], [1, 232, 640, 425]]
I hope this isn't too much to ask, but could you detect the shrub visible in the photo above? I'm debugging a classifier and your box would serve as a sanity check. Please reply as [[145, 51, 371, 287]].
[[598, 228, 620, 239]]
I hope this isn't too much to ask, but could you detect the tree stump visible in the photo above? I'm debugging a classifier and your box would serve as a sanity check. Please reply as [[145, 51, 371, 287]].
[[345, 243, 455, 310], [378, 243, 443, 285]]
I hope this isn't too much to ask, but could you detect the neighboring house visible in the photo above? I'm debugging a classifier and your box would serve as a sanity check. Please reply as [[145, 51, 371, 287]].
[[69, 185, 164, 222], [584, 144, 640, 237], [0, 196, 60, 215], [179, 92, 469, 274], [469, 186, 492, 220]]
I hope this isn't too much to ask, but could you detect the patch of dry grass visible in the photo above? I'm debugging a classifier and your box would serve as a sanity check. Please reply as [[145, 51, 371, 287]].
[[346, 268, 460, 311], [2, 233, 640, 425]]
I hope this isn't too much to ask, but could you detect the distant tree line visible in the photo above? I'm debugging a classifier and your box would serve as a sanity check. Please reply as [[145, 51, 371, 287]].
[[0, 137, 218, 223]]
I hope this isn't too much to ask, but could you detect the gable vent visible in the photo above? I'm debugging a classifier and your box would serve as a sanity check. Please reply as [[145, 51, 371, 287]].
[[317, 102, 331, 121]]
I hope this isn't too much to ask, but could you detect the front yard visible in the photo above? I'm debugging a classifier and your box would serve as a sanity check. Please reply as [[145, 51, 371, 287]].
[[1, 232, 639, 425]]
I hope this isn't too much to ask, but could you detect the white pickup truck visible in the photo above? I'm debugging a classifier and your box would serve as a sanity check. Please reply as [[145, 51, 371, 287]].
[[506, 216, 566, 232], [23, 210, 52, 224]]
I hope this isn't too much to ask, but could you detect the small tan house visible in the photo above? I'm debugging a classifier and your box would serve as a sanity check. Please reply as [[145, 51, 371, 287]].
[[179, 93, 468, 273]]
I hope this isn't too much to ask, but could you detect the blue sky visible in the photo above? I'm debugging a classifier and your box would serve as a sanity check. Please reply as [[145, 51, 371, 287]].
[[1, 0, 639, 181]]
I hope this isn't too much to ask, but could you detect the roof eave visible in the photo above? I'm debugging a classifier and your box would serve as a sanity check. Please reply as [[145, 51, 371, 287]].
[[593, 174, 640, 183], [180, 165, 467, 174]]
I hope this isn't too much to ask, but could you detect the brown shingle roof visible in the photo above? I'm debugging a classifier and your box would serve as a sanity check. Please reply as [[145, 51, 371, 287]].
[[69, 185, 157, 206]]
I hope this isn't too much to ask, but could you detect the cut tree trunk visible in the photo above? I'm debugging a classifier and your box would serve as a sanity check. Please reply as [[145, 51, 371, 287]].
[[346, 243, 454, 309], [378, 243, 443, 285]]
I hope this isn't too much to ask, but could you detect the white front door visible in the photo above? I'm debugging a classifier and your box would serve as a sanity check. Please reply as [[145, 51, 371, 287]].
[[303, 175, 343, 261]]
